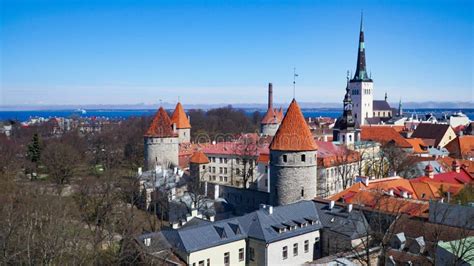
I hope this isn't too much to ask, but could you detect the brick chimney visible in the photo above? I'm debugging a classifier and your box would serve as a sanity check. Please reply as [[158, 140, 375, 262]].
[[268, 83, 273, 110], [425, 164, 434, 178], [452, 160, 461, 173]]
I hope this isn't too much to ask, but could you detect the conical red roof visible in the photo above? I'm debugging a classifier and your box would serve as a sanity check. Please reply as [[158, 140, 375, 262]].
[[189, 151, 210, 164], [261, 107, 281, 124], [145, 107, 177, 137], [269, 99, 317, 151], [171, 102, 191, 129]]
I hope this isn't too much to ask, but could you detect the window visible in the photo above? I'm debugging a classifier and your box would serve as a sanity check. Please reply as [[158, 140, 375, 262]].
[[224, 158, 228, 163], [283, 155, 287, 163], [202, 165, 206, 170], [224, 168, 227, 174], [239, 248, 244, 261], [301, 154, 306, 162], [193, 263, 196, 266], [265, 178, 268, 187], [301, 187, 304, 197], [293, 243, 298, 256], [349, 135, 352, 142], [236, 158, 240, 164], [224, 176, 228, 182], [249, 247, 255, 261], [199, 260, 204, 266], [304, 240, 309, 253], [236, 168, 240, 175], [219, 167, 223, 174], [207, 258, 210, 266], [265, 166, 268, 173], [219, 176, 223, 182], [282, 246, 288, 259], [224, 252, 230, 266]]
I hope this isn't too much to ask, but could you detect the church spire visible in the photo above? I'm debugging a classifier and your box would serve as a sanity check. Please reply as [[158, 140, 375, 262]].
[[352, 12, 371, 82]]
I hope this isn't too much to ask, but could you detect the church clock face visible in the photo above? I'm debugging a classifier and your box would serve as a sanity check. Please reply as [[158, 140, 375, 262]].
[[345, 103, 352, 111]]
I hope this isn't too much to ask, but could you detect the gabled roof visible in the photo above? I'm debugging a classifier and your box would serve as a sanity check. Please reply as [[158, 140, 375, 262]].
[[360, 126, 412, 148], [270, 99, 318, 151], [170, 102, 191, 129], [411, 123, 452, 147], [405, 138, 428, 154], [145, 107, 177, 137], [189, 151, 210, 164], [412, 166, 473, 185], [313, 200, 370, 239], [237, 200, 322, 243], [445, 135, 474, 159], [373, 100, 391, 111]]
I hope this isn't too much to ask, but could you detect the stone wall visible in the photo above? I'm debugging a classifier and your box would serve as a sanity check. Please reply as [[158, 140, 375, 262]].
[[270, 150, 317, 206], [144, 136, 179, 170], [261, 123, 280, 136], [176, 128, 191, 143]]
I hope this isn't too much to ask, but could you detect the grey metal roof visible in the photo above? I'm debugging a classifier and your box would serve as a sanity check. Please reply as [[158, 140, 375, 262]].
[[373, 100, 392, 111], [162, 218, 246, 253], [237, 200, 322, 243], [313, 201, 370, 239]]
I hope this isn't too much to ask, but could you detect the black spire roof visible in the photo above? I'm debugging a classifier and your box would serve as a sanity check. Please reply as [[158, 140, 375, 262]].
[[351, 12, 372, 82], [335, 74, 356, 130]]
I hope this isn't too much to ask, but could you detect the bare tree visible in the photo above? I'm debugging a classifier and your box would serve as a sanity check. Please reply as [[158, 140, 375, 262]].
[[232, 135, 258, 188], [42, 142, 81, 185]]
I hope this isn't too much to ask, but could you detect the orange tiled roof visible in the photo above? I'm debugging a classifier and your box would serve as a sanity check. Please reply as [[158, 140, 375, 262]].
[[405, 138, 428, 154], [145, 107, 177, 137], [437, 156, 474, 175], [170, 102, 191, 129], [361, 125, 412, 148], [189, 151, 210, 164], [329, 174, 466, 204], [269, 99, 318, 151], [261, 107, 282, 124], [257, 153, 270, 164]]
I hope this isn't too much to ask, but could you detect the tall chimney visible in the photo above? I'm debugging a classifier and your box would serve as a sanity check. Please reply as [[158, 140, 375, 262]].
[[268, 83, 273, 110]]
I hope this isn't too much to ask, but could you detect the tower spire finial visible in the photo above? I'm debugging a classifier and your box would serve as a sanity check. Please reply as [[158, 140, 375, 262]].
[[360, 10, 364, 32], [293, 67, 298, 99]]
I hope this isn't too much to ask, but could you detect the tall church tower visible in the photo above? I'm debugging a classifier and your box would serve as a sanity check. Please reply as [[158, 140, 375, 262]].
[[269, 99, 318, 206], [333, 74, 356, 146], [144, 107, 179, 170], [349, 13, 373, 127]]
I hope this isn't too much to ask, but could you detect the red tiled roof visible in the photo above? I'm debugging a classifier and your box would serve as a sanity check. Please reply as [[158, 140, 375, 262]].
[[170, 102, 191, 129], [361, 125, 412, 148], [315, 140, 360, 168], [202, 141, 269, 157], [405, 138, 428, 154], [261, 107, 282, 125], [257, 153, 270, 164], [189, 151, 210, 164], [269, 99, 318, 151], [437, 157, 474, 175], [412, 167, 474, 185], [145, 107, 177, 137]]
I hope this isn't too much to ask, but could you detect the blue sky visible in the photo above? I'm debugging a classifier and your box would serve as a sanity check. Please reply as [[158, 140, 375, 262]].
[[1, 0, 473, 105]]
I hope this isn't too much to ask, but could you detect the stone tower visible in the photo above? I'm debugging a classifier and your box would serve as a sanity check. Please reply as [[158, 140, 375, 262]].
[[261, 83, 283, 136], [269, 99, 318, 206], [333, 74, 356, 146], [170, 102, 191, 143], [349, 13, 374, 127], [189, 151, 210, 182], [144, 106, 179, 170]]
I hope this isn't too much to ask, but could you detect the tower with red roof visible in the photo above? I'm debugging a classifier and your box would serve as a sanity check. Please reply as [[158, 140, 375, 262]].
[[144, 106, 179, 170], [260, 83, 283, 136], [269, 99, 318, 206], [170, 102, 192, 143]]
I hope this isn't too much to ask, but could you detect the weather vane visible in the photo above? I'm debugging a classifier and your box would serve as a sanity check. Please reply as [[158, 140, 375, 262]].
[[293, 67, 299, 99]]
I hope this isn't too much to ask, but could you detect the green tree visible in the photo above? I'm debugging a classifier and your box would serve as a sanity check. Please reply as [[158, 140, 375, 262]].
[[27, 133, 41, 163]]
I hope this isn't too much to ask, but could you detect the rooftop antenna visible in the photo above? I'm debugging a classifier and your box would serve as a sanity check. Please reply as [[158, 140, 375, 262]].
[[293, 67, 299, 99]]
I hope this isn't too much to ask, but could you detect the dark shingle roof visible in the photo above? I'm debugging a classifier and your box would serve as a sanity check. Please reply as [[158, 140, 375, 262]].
[[162, 218, 246, 253], [237, 200, 322, 243], [313, 201, 370, 239], [373, 100, 392, 111], [411, 124, 451, 147]]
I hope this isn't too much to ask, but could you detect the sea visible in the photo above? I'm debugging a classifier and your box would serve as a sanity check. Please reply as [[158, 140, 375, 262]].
[[0, 108, 473, 122]]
